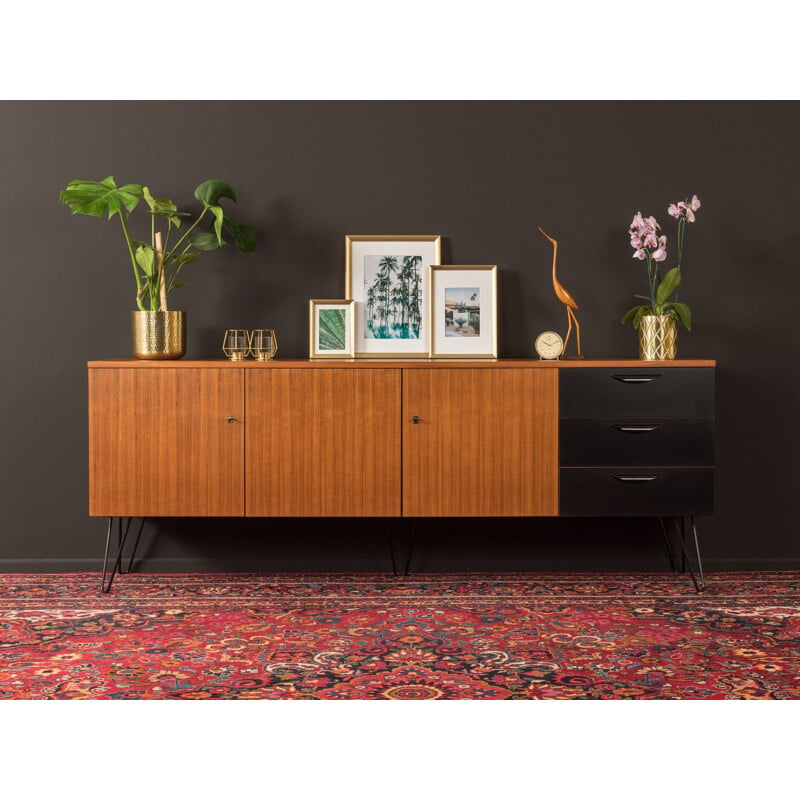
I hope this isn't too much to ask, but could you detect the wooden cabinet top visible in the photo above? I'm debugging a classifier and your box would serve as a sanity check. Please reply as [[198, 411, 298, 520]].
[[88, 358, 716, 369]]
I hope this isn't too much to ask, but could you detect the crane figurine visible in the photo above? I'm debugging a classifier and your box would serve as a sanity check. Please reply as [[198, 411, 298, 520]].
[[538, 226, 583, 358]]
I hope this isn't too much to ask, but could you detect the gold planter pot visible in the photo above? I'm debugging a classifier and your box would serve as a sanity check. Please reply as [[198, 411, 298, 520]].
[[132, 311, 186, 360], [638, 314, 677, 360]]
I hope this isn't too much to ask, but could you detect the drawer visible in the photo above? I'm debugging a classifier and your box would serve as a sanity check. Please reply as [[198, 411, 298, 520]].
[[560, 368, 714, 418], [560, 467, 714, 516], [560, 418, 714, 466]]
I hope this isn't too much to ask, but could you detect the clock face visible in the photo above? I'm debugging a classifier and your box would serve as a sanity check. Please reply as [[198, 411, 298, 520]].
[[535, 330, 564, 359]]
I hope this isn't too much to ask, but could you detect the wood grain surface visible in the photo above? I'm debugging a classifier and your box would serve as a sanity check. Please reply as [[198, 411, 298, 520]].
[[402, 368, 559, 517], [89, 368, 244, 516]]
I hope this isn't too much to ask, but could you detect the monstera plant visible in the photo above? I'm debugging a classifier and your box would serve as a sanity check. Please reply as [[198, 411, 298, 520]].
[[59, 176, 256, 311]]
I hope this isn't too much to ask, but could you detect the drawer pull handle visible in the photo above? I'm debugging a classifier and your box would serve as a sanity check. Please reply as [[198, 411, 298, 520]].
[[613, 424, 661, 433], [225, 415, 238, 424], [612, 374, 662, 383], [611, 474, 659, 482], [410, 415, 421, 424]]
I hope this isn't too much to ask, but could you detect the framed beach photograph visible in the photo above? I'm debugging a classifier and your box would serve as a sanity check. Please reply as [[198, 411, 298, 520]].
[[309, 299, 355, 359], [430, 265, 498, 358], [345, 235, 442, 357]]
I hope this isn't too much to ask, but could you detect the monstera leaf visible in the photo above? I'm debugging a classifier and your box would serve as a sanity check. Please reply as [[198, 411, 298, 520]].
[[142, 186, 188, 228], [59, 176, 143, 219], [223, 217, 257, 253], [194, 179, 237, 206]]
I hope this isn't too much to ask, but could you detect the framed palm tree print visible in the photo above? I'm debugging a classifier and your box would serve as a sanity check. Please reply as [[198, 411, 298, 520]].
[[345, 235, 442, 357]]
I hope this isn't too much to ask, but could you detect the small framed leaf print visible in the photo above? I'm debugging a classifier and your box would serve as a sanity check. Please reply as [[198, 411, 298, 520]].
[[309, 299, 355, 359]]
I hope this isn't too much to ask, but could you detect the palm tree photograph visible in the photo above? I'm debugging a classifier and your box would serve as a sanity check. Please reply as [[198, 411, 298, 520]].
[[363, 254, 423, 339], [444, 287, 481, 337]]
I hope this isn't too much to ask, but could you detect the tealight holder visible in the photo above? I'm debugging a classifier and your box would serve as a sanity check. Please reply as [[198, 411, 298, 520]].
[[222, 329, 251, 361], [250, 329, 278, 361]]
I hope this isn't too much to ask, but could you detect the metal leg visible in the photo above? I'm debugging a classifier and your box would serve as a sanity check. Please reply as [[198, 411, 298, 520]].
[[658, 516, 706, 592], [389, 536, 398, 575], [100, 517, 146, 593], [674, 515, 706, 593], [688, 516, 706, 591], [403, 518, 417, 576], [658, 517, 679, 573], [118, 518, 145, 574]]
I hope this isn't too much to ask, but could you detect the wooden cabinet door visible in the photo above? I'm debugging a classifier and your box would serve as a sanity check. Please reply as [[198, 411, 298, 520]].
[[403, 368, 558, 517], [246, 368, 401, 517], [89, 368, 244, 516]]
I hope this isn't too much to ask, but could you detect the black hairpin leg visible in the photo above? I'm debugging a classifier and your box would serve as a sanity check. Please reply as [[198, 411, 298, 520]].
[[403, 518, 417, 576], [658, 517, 679, 573], [101, 517, 146, 593], [659, 515, 706, 593], [388, 520, 418, 576]]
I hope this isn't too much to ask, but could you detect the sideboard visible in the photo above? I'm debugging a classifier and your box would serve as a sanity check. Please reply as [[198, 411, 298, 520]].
[[88, 359, 715, 590]]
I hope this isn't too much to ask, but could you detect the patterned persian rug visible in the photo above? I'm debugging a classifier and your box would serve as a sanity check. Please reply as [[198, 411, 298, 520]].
[[0, 572, 798, 699]]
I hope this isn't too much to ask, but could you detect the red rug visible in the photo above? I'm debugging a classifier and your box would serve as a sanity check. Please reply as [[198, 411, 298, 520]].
[[1, 572, 798, 699]]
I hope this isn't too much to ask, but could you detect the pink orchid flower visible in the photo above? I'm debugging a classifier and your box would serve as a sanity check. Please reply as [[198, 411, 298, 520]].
[[651, 235, 667, 262]]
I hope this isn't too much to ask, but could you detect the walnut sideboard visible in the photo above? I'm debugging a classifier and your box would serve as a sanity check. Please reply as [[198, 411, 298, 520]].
[[88, 359, 715, 590]]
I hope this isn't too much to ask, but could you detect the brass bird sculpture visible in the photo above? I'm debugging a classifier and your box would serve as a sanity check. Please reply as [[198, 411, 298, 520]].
[[538, 226, 582, 358]]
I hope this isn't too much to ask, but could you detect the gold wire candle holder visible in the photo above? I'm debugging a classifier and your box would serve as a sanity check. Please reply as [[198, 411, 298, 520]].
[[250, 329, 278, 360], [222, 329, 251, 361]]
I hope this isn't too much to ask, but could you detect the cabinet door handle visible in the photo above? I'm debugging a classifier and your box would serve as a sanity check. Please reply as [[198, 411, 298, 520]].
[[612, 424, 661, 433], [410, 415, 421, 424], [612, 374, 661, 383], [225, 415, 238, 424], [611, 474, 659, 482]]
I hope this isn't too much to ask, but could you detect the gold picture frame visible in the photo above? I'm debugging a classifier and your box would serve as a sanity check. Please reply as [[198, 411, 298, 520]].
[[429, 265, 498, 358], [309, 299, 355, 359], [345, 234, 442, 358]]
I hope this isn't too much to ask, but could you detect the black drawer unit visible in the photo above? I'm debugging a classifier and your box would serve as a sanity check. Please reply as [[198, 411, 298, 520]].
[[559, 366, 715, 517], [560, 418, 715, 467], [560, 467, 714, 516], [560, 367, 715, 418]]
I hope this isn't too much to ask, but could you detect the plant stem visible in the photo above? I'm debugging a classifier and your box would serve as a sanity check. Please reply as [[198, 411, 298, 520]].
[[675, 214, 686, 302], [165, 206, 209, 258], [647, 254, 656, 310], [119, 214, 146, 311]]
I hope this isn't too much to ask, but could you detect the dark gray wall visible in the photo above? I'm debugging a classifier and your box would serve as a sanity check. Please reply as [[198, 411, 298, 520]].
[[2, 100, 798, 572]]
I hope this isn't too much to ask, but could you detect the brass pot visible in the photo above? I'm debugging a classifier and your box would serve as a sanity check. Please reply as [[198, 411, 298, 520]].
[[131, 311, 186, 360], [638, 314, 677, 360]]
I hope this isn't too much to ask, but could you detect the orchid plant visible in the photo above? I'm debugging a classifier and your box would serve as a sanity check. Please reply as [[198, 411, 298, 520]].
[[621, 194, 701, 331]]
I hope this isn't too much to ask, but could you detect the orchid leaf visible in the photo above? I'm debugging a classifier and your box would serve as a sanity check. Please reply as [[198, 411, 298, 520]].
[[59, 176, 143, 219], [672, 302, 692, 331], [622, 305, 649, 329], [655, 267, 682, 306], [194, 179, 237, 206]]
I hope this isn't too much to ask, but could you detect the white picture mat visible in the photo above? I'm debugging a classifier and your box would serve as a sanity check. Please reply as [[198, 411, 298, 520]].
[[431, 266, 497, 357], [313, 303, 352, 356], [347, 237, 440, 357]]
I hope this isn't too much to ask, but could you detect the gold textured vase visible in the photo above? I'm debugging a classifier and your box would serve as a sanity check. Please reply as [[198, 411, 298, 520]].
[[638, 314, 677, 360], [132, 311, 186, 360]]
